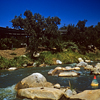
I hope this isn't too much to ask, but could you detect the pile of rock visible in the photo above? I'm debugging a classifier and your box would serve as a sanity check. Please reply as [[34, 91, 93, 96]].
[[16, 72, 100, 100], [16, 73, 77, 100], [91, 63, 100, 75], [48, 66, 80, 77]]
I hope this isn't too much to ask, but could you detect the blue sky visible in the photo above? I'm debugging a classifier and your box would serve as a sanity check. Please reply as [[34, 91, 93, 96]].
[[0, 0, 100, 28]]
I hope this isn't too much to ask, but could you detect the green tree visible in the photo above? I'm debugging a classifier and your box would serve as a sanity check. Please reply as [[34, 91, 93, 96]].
[[76, 19, 87, 32], [11, 10, 61, 54]]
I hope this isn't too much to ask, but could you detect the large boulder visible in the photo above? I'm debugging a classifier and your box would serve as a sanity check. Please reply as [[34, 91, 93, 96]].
[[70, 89, 100, 100], [59, 72, 78, 77], [15, 73, 53, 90], [17, 87, 64, 100]]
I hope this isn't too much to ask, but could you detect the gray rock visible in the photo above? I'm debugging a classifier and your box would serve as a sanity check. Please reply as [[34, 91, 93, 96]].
[[76, 62, 88, 67], [64, 89, 73, 97]]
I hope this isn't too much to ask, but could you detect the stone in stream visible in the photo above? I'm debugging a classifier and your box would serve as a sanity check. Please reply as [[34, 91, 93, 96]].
[[76, 62, 88, 67], [15, 73, 53, 90], [70, 89, 100, 100], [65, 66, 73, 70], [84, 65, 94, 70], [78, 57, 84, 62], [59, 72, 78, 77], [17, 87, 64, 100], [48, 67, 67, 76], [73, 67, 80, 70], [90, 63, 100, 75], [54, 83, 61, 89], [8, 67, 17, 71]]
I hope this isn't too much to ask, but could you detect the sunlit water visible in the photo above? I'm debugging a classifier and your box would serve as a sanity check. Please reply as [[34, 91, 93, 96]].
[[0, 62, 100, 100]]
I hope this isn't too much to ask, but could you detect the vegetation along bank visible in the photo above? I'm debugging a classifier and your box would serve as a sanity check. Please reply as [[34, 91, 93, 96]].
[[0, 10, 100, 69]]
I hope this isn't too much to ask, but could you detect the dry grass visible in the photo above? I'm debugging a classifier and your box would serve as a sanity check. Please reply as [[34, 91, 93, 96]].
[[0, 48, 28, 59]]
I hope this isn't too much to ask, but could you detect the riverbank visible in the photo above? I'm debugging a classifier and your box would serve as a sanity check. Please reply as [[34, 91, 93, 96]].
[[0, 47, 100, 69]]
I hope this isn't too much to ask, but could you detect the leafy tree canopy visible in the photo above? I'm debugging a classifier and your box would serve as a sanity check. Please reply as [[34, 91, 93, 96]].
[[11, 10, 61, 54]]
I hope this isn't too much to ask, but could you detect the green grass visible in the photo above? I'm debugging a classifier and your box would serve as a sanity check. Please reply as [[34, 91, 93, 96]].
[[0, 49, 100, 69], [36, 50, 100, 65], [0, 56, 32, 69]]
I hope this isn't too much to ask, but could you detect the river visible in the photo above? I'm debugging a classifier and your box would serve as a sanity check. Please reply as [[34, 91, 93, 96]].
[[0, 62, 100, 100]]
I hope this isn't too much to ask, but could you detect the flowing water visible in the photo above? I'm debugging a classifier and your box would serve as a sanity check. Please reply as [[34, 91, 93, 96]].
[[0, 62, 100, 100]]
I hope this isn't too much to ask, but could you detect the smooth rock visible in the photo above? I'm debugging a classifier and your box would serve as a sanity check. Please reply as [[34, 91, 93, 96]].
[[85, 60, 91, 63], [54, 83, 61, 89], [65, 66, 73, 70], [17, 87, 64, 100], [33, 52, 40, 57], [70, 89, 100, 100], [95, 63, 100, 68], [59, 72, 78, 77], [84, 65, 93, 70], [49, 67, 66, 75], [74, 67, 80, 70], [78, 58, 84, 62], [64, 89, 77, 97], [76, 62, 88, 67], [39, 63, 46, 67], [8, 67, 17, 71], [15, 73, 53, 90], [56, 60, 62, 64], [23, 63, 27, 67], [20, 55, 26, 57], [48, 69, 54, 75]]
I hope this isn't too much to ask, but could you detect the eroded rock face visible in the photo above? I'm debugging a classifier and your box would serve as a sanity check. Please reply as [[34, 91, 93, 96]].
[[15, 73, 53, 90], [17, 87, 64, 100]]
